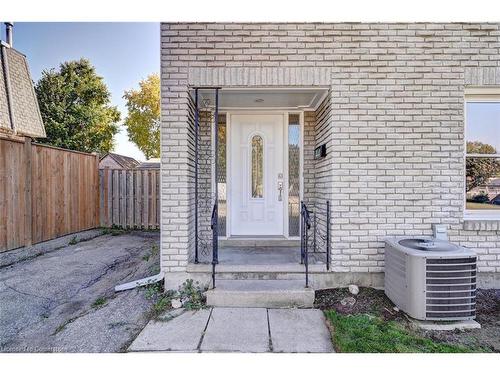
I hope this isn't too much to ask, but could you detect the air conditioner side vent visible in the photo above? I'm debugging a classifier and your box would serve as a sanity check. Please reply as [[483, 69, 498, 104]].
[[425, 257, 477, 320]]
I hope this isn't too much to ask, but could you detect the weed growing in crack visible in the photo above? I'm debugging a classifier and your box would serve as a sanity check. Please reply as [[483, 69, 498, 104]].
[[68, 236, 78, 245], [143, 279, 208, 320], [101, 226, 129, 236], [142, 244, 159, 262], [178, 279, 206, 310], [92, 296, 107, 309], [143, 282, 176, 319], [53, 317, 77, 335]]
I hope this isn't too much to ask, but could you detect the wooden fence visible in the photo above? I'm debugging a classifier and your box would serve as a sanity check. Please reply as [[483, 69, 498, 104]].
[[0, 135, 99, 252], [99, 168, 160, 229]]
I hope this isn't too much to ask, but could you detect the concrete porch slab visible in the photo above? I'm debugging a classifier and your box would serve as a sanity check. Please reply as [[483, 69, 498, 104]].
[[217, 246, 325, 265], [200, 308, 270, 352], [128, 309, 211, 352], [268, 309, 334, 353]]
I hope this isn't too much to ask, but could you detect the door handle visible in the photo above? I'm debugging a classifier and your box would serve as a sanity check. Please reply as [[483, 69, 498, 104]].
[[278, 182, 283, 201]]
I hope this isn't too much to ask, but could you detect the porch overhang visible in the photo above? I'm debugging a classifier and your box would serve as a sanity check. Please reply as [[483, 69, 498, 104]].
[[190, 87, 329, 111]]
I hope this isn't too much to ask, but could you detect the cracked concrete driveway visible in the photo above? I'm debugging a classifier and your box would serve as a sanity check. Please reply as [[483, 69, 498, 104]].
[[0, 231, 159, 352]]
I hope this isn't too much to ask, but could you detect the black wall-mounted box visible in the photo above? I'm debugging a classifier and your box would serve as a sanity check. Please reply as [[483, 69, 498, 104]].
[[314, 144, 327, 159]]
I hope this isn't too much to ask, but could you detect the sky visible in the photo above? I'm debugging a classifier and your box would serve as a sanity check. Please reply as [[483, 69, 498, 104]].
[[466, 102, 500, 152], [2, 22, 160, 161]]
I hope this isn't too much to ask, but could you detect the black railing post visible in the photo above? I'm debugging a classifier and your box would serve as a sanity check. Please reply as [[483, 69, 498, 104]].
[[211, 203, 218, 288], [194, 88, 199, 264], [326, 200, 330, 271], [300, 201, 304, 264], [305, 211, 309, 288], [313, 210, 316, 253], [211, 88, 220, 289], [301, 201, 311, 288]]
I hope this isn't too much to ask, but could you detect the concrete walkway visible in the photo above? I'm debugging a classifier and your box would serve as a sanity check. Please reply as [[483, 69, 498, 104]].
[[129, 307, 334, 353]]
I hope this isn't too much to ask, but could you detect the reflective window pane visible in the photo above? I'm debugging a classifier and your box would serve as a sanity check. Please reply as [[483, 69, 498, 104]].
[[466, 102, 500, 154], [466, 156, 500, 210], [465, 101, 500, 212], [218, 114, 226, 236], [251, 135, 264, 198], [288, 114, 300, 236]]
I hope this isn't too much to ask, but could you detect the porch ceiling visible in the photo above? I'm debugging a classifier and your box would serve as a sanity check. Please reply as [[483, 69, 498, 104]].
[[190, 87, 329, 111]]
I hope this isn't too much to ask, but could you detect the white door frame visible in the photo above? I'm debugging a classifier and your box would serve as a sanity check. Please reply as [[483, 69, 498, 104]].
[[218, 110, 304, 239]]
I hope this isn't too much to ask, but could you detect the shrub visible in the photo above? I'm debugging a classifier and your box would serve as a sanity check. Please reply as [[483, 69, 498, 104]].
[[470, 193, 490, 203]]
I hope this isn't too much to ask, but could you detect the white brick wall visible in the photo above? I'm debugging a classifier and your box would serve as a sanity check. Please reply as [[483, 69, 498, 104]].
[[161, 23, 500, 276]]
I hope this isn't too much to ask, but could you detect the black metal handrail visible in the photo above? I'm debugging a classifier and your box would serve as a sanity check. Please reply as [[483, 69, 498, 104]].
[[210, 202, 218, 288], [309, 201, 331, 271], [300, 201, 311, 288], [194, 89, 199, 263], [301, 200, 331, 287], [326, 200, 330, 271]]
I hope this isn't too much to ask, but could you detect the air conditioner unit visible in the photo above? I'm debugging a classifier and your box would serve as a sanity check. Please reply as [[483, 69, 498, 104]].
[[384, 236, 477, 321]]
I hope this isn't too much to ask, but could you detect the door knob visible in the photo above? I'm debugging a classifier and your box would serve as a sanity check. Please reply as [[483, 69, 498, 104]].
[[278, 181, 283, 201]]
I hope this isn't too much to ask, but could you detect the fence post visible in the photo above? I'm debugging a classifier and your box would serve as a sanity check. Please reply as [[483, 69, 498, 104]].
[[94, 153, 100, 228], [24, 137, 33, 247]]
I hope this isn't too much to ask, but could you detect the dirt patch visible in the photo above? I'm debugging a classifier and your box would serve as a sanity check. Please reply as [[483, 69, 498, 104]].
[[421, 289, 500, 352], [315, 287, 500, 352], [314, 287, 406, 322]]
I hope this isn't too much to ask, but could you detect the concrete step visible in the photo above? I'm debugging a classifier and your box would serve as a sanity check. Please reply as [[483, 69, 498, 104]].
[[205, 279, 315, 308], [220, 238, 300, 248], [188, 262, 324, 275]]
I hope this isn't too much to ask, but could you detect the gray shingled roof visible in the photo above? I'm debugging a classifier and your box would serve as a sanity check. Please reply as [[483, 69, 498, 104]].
[[0, 42, 45, 138], [137, 158, 160, 169], [100, 153, 141, 169]]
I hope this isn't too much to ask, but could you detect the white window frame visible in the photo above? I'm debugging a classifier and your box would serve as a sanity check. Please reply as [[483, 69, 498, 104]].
[[464, 88, 500, 220]]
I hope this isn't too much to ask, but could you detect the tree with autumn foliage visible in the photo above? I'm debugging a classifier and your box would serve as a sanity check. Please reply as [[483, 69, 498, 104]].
[[123, 74, 160, 160]]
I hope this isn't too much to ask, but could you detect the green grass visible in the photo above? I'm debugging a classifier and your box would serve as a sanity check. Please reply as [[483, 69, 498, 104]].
[[325, 311, 477, 353]]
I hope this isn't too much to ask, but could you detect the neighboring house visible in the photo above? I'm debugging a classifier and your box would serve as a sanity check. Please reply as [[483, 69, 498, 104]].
[[160, 23, 500, 293], [0, 25, 45, 139], [137, 158, 160, 169], [467, 177, 500, 201], [99, 152, 140, 169]]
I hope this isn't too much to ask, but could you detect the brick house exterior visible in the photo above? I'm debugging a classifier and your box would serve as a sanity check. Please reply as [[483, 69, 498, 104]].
[[160, 23, 500, 289]]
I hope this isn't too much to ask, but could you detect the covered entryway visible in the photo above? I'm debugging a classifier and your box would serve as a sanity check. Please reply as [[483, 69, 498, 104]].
[[191, 87, 329, 242], [189, 87, 331, 291]]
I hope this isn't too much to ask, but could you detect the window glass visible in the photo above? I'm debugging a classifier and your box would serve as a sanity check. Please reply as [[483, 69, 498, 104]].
[[465, 101, 500, 213], [217, 114, 226, 236], [288, 114, 301, 236], [466, 102, 500, 153], [251, 135, 264, 198]]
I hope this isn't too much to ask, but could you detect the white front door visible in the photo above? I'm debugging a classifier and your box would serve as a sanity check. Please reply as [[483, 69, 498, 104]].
[[229, 114, 284, 236]]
